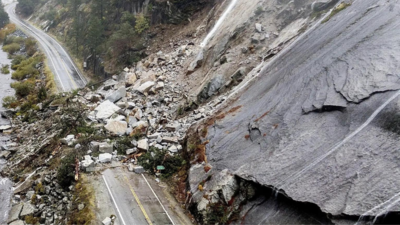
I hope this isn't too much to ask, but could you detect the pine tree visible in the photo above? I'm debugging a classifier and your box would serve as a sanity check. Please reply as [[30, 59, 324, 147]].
[[0, 4, 9, 28]]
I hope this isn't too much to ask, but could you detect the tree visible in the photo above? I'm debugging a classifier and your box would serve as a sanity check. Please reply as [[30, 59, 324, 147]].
[[0, 4, 9, 28], [86, 17, 104, 73], [134, 14, 149, 34], [69, 0, 83, 53], [86, 17, 104, 52], [17, 0, 38, 16], [108, 22, 136, 65]]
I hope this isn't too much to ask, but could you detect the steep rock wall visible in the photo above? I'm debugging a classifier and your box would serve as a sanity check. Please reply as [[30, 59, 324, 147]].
[[203, 0, 400, 222]]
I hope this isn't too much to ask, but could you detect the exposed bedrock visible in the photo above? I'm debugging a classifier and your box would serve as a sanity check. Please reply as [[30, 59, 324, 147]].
[[205, 0, 400, 220]]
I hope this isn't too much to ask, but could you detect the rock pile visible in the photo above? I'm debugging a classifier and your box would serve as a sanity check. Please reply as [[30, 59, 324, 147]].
[[8, 173, 74, 225]]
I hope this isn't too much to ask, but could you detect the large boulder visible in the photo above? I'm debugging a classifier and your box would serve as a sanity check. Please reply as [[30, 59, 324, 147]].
[[136, 81, 155, 94], [126, 73, 137, 86], [99, 142, 113, 153], [105, 119, 128, 136], [198, 75, 225, 101], [99, 153, 112, 163], [20, 203, 35, 219], [9, 220, 25, 225], [0, 125, 11, 131], [95, 100, 120, 120], [105, 86, 126, 103], [81, 155, 94, 171], [187, 50, 204, 74], [7, 204, 23, 224]]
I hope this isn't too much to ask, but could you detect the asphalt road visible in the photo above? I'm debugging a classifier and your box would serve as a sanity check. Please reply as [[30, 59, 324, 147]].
[[102, 168, 179, 225], [3, 0, 86, 92]]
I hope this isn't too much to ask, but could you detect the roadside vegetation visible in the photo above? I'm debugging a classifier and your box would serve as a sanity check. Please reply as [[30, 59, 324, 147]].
[[0, 2, 8, 27], [138, 147, 186, 178], [0, 19, 57, 119], [16, 0, 208, 76], [322, 2, 352, 23], [68, 174, 95, 225], [1, 64, 9, 74]]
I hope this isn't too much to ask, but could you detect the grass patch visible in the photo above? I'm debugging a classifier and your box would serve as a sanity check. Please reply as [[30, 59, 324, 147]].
[[44, 62, 57, 94], [10, 81, 35, 98], [68, 174, 95, 225], [322, 2, 351, 23]]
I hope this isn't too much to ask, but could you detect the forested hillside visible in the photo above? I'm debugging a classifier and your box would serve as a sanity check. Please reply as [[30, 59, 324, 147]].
[[17, 0, 211, 76]]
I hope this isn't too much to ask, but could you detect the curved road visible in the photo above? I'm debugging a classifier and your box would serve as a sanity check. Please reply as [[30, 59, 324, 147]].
[[3, 0, 86, 92]]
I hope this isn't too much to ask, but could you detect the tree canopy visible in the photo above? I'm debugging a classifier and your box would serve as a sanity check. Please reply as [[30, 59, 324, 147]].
[[0, 3, 9, 28]]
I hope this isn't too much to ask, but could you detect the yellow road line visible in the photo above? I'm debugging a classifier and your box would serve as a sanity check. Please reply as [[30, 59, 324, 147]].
[[123, 174, 153, 225]]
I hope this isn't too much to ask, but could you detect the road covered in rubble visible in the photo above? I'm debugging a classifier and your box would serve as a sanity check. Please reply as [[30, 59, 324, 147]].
[[91, 166, 192, 225]]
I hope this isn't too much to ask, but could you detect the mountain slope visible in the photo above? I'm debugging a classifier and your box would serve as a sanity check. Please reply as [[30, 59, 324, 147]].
[[204, 0, 400, 219]]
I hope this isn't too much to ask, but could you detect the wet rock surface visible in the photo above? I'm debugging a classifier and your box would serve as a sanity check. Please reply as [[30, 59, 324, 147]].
[[206, 0, 400, 219]]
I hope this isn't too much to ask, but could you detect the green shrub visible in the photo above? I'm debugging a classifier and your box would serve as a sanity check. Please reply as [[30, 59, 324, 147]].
[[10, 81, 34, 98], [138, 147, 185, 178], [2, 43, 20, 54], [134, 14, 149, 34], [37, 86, 47, 101], [1, 64, 9, 74], [3, 36, 24, 45], [11, 55, 26, 70], [11, 56, 41, 80], [57, 152, 76, 188], [25, 38, 37, 56], [322, 2, 351, 23], [2, 96, 18, 108], [115, 136, 134, 155], [25, 215, 39, 224], [255, 6, 264, 16]]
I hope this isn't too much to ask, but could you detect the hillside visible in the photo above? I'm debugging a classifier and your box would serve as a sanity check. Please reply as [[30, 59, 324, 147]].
[[2, 0, 400, 224]]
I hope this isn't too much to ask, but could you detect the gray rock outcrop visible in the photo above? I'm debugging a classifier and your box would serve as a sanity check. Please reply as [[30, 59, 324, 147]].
[[205, 0, 400, 219]]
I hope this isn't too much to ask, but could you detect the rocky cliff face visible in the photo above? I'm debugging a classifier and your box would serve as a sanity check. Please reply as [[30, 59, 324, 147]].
[[195, 0, 400, 223]]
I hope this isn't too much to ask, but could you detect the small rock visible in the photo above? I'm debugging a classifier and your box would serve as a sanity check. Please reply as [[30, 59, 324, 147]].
[[126, 148, 136, 155], [136, 81, 156, 94], [155, 82, 164, 90], [128, 163, 135, 172], [168, 145, 178, 153], [102, 217, 112, 225], [255, 23, 263, 33], [162, 136, 179, 144], [137, 139, 149, 151], [134, 166, 145, 174], [78, 203, 85, 211]]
